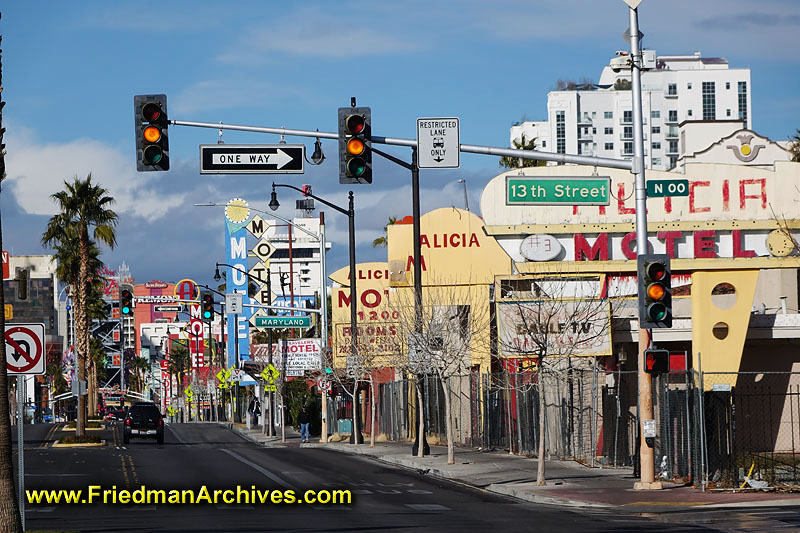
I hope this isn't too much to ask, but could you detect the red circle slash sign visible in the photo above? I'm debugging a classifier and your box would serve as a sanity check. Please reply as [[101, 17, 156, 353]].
[[5, 326, 43, 373]]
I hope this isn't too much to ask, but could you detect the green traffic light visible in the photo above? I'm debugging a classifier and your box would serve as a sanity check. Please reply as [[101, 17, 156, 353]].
[[346, 157, 366, 176], [647, 302, 667, 321], [203, 311, 211, 319], [325, 367, 332, 375], [122, 306, 130, 314]]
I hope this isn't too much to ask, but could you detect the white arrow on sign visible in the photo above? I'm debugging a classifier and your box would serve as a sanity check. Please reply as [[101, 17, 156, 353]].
[[5, 323, 46, 375]]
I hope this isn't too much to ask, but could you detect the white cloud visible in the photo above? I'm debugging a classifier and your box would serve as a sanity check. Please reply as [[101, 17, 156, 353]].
[[215, 6, 420, 63], [5, 127, 185, 222]]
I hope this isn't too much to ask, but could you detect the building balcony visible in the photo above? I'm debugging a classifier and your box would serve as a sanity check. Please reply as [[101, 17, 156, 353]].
[[577, 115, 592, 125], [665, 116, 679, 124], [665, 92, 678, 99], [578, 134, 593, 142]]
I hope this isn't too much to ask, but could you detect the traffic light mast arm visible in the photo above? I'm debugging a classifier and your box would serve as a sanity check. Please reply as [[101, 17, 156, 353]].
[[169, 119, 633, 170], [271, 183, 351, 217]]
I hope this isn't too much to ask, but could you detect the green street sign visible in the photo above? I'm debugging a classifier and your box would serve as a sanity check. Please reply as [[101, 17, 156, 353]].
[[254, 316, 311, 328], [506, 176, 610, 206], [646, 179, 689, 198]]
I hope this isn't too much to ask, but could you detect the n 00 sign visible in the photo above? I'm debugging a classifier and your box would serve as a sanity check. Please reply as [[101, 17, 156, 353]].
[[647, 179, 689, 198]]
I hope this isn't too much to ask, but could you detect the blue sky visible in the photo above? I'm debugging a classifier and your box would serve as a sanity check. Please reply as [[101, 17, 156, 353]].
[[2, 0, 799, 289]]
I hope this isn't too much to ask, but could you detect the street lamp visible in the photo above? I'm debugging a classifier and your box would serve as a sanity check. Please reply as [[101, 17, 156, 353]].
[[270, 182, 361, 444]]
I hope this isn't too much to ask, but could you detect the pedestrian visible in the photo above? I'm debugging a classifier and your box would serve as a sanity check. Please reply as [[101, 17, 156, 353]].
[[248, 395, 261, 426], [297, 406, 311, 443]]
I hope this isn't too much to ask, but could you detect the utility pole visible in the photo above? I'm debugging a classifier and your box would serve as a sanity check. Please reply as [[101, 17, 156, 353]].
[[626, 0, 661, 491]]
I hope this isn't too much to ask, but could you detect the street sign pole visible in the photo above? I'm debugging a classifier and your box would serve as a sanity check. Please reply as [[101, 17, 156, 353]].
[[17, 376, 25, 530], [627, 2, 660, 491]]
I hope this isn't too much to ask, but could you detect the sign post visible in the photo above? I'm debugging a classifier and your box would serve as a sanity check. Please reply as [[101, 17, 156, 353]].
[[17, 377, 25, 530]]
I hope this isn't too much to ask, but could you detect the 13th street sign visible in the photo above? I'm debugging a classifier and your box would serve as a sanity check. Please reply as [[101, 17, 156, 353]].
[[200, 144, 305, 174]]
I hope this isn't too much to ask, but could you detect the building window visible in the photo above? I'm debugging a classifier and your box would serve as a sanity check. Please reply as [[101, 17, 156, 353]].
[[623, 110, 633, 123], [651, 110, 660, 119], [702, 81, 715, 120], [687, 82, 692, 90], [623, 142, 633, 155], [652, 142, 661, 150], [652, 126, 661, 134], [668, 110, 678, 122], [667, 83, 677, 96], [605, 142, 614, 150], [669, 156, 678, 169], [592, 111, 597, 118], [605, 127, 613, 135], [592, 127, 597, 134], [668, 140, 679, 153], [727, 109, 731, 116], [604, 111, 613, 119], [688, 109, 693, 117], [542, 140, 546, 148], [726, 81, 731, 90], [623, 126, 633, 139], [738, 81, 748, 122], [556, 111, 566, 155], [653, 157, 662, 166]]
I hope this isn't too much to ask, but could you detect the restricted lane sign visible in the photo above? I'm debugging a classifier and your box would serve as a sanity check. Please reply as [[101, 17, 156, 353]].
[[417, 118, 460, 169], [5, 323, 46, 375], [200, 144, 305, 174]]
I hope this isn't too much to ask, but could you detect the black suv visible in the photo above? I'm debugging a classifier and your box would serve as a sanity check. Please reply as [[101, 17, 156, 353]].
[[123, 402, 164, 444]]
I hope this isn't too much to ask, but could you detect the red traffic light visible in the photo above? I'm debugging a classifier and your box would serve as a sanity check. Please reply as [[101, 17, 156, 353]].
[[345, 114, 366, 135], [301, 184, 312, 197], [645, 261, 666, 281], [142, 102, 161, 122]]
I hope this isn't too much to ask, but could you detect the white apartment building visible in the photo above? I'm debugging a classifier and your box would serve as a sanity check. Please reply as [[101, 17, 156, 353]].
[[262, 216, 331, 314], [510, 51, 752, 171]]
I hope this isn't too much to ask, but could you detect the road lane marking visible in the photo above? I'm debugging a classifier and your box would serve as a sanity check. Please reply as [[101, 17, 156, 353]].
[[405, 504, 451, 511], [120, 455, 131, 489], [167, 425, 189, 445], [126, 455, 140, 486], [220, 449, 299, 492]]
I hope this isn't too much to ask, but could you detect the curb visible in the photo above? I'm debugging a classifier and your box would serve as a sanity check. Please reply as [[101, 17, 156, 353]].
[[52, 440, 107, 448], [228, 425, 287, 448]]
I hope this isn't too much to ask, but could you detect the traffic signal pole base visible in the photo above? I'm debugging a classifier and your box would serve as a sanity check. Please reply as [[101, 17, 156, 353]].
[[633, 481, 664, 491]]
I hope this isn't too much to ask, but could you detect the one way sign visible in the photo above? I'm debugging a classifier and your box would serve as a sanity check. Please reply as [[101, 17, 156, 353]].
[[200, 144, 305, 174]]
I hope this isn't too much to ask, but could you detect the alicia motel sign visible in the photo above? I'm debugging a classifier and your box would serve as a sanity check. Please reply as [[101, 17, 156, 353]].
[[482, 163, 800, 272]]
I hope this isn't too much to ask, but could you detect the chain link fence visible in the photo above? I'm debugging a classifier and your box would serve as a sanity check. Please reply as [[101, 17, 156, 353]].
[[324, 366, 800, 489]]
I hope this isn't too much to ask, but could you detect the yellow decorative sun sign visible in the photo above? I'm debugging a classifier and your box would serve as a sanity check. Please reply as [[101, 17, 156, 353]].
[[225, 198, 250, 224]]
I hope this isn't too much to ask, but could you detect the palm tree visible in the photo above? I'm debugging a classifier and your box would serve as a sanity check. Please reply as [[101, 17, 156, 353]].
[[372, 216, 398, 248], [789, 129, 800, 162], [42, 174, 118, 436], [499, 133, 547, 169], [167, 344, 191, 422], [0, 20, 24, 529], [128, 356, 150, 393]]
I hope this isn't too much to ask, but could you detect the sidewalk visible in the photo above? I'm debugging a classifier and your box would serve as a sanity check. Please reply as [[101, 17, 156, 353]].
[[296, 438, 800, 512], [227, 422, 303, 448]]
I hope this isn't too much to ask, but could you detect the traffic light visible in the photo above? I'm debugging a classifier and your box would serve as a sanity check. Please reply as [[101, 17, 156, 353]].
[[134, 94, 169, 171], [644, 348, 669, 374], [637, 253, 672, 328], [16, 269, 28, 300], [201, 291, 214, 320], [338, 106, 372, 184], [120, 284, 134, 316], [301, 184, 312, 197]]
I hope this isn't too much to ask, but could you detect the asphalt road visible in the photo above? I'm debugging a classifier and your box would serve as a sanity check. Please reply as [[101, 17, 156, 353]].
[[11, 422, 794, 532]]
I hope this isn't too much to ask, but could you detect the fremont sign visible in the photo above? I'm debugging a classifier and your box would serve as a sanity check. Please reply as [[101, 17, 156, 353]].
[[200, 144, 305, 174]]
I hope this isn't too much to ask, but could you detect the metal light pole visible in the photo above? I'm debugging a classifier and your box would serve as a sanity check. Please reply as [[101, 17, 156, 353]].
[[270, 184, 361, 443], [627, 1, 660, 490]]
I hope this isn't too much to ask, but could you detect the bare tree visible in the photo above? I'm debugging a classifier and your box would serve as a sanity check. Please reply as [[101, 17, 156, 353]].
[[390, 284, 492, 464], [495, 275, 613, 485]]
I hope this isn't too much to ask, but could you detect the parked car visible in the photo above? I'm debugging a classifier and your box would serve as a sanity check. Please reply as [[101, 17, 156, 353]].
[[123, 402, 164, 444]]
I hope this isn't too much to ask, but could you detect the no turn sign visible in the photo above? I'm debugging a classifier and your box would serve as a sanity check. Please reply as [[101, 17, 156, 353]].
[[5, 323, 46, 375]]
